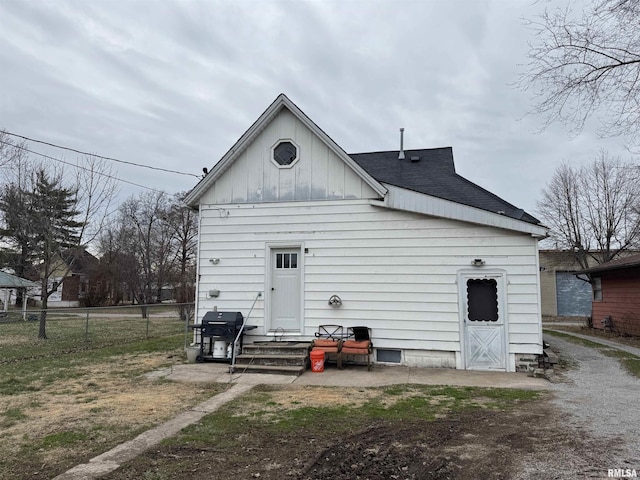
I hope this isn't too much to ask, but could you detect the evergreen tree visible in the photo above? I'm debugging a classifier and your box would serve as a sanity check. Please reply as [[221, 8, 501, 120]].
[[30, 170, 85, 338], [0, 169, 85, 338], [0, 183, 36, 304]]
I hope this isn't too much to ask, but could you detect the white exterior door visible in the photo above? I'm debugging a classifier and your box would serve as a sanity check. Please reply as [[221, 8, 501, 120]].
[[461, 273, 507, 370], [269, 248, 301, 332]]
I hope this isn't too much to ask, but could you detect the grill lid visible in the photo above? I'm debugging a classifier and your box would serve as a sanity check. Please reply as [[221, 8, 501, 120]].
[[202, 311, 244, 325]]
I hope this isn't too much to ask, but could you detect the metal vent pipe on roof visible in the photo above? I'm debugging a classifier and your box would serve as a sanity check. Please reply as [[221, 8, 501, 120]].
[[398, 128, 405, 160]]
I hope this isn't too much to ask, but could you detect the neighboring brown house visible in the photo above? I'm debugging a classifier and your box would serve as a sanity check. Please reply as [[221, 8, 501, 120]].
[[42, 249, 99, 307], [579, 253, 640, 336]]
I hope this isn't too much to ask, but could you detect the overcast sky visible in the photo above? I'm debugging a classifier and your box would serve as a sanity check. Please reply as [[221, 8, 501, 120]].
[[0, 0, 631, 218]]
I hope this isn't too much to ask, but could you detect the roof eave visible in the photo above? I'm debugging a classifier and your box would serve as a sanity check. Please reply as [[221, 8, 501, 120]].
[[0, 271, 40, 288], [577, 261, 640, 275], [374, 184, 548, 237]]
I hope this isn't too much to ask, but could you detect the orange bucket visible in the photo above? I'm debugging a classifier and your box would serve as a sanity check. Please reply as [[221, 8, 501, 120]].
[[310, 349, 325, 373]]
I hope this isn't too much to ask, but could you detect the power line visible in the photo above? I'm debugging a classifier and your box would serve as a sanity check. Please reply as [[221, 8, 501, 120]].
[[0, 139, 166, 193], [2, 130, 200, 178]]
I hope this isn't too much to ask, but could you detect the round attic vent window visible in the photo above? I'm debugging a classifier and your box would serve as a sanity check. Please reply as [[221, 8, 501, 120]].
[[273, 141, 298, 166]]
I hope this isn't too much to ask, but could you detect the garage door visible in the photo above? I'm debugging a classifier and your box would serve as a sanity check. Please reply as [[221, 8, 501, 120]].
[[556, 272, 591, 316]]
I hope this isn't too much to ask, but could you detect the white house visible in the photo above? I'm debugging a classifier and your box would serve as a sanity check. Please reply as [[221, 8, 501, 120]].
[[184, 94, 548, 372]]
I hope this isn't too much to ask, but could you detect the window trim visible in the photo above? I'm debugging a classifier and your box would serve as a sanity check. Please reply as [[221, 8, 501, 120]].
[[270, 139, 300, 169], [592, 276, 603, 302]]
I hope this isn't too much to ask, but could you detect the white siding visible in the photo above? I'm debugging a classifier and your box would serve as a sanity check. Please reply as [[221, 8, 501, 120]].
[[200, 108, 378, 204], [195, 200, 542, 363]]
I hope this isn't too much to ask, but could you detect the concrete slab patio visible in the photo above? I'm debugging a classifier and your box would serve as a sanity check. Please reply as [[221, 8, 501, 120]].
[[154, 362, 550, 390]]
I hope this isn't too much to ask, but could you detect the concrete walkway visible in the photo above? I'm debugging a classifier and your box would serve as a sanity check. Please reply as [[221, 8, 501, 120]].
[[544, 328, 640, 357], [53, 383, 254, 480], [54, 364, 548, 479]]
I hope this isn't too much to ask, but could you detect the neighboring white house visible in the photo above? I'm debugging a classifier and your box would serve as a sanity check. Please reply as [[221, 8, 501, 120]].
[[184, 94, 548, 372]]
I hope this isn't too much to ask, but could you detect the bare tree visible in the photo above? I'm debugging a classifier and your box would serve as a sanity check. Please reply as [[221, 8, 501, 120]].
[[520, 0, 640, 142], [106, 191, 176, 316], [537, 152, 640, 268], [0, 130, 27, 168], [92, 227, 130, 306], [165, 193, 198, 322], [0, 132, 30, 286], [96, 191, 197, 319], [72, 155, 118, 246]]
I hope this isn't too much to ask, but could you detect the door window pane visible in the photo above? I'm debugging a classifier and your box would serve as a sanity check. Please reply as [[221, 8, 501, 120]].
[[275, 252, 298, 269], [467, 279, 499, 322]]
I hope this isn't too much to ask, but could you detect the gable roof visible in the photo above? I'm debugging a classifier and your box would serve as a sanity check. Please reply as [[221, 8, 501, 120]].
[[59, 249, 99, 274], [578, 253, 640, 275], [350, 147, 540, 225], [183, 94, 386, 207], [184, 94, 542, 234]]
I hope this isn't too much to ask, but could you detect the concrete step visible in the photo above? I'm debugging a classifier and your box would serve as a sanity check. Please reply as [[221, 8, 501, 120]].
[[237, 342, 312, 375], [543, 348, 559, 365], [235, 353, 308, 367], [242, 342, 311, 356], [230, 364, 306, 376]]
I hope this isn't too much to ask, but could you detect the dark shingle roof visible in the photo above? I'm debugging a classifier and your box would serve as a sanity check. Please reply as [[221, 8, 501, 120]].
[[349, 147, 540, 225], [60, 249, 99, 274]]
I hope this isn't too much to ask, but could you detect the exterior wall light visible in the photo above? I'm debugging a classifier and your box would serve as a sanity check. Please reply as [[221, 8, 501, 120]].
[[471, 259, 485, 266], [328, 295, 342, 307]]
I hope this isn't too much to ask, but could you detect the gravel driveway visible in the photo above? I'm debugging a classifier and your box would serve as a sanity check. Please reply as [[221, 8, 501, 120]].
[[515, 335, 640, 479]]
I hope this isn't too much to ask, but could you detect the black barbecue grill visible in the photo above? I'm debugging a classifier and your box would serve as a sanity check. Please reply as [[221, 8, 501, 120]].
[[191, 311, 255, 363]]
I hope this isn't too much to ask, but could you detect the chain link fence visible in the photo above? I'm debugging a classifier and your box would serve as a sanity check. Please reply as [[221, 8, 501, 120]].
[[0, 303, 194, 364]]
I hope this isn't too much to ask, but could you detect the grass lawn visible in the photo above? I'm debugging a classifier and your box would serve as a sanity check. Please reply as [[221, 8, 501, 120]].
[[0, 325, 225, 480], [0, 311, 187, 363]]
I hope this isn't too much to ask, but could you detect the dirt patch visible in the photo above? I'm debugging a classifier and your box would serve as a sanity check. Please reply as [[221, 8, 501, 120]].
[[110, 387, 615, 480], [299, 415, 515, 479]]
